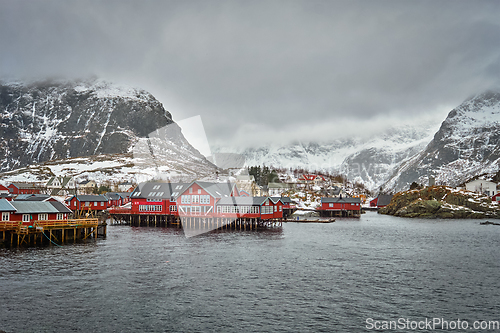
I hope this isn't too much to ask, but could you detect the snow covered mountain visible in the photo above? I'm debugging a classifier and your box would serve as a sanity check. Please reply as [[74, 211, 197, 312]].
[[383, 91, 500, 192], [216, 121, 438, 192], [0, 79, 218, 182]]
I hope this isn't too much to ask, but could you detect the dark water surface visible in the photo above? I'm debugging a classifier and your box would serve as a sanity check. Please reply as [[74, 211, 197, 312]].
[[1, 212, 500, 332]]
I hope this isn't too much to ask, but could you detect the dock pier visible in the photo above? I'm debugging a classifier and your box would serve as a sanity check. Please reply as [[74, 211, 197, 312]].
[[0, 219, 106, 247], [109, 213, 282, 231]]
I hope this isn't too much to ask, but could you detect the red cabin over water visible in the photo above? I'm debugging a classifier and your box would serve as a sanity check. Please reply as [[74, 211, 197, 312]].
[[319, 197, 361, 217], [0, 199, 72, 227]]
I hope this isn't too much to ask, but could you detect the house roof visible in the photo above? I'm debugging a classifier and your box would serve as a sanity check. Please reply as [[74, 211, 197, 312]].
[[9, 182, 37, 189], [0, 199, 16, 212], [131, 182, 190, 200], [67, 195, 108, 202], [377, 194, 393, 206], [275, 196, 292, 204], [194, 181, 237, 198], [10, 201, 72, 214], [104, 192, 123, 200], [321, 197, 361, 204], [15, 194, 51, 201], [299, 174, 326, 181], [217, 196, 268, 206], [0, 184, 8, 191], [78, 180, 96, 185]]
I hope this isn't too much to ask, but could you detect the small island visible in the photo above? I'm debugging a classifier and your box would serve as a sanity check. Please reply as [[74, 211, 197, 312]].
[[379, 186, 500, 219]]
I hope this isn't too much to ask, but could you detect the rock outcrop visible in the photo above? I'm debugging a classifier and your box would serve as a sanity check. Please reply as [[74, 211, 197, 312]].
[[379, 186, 500, 218]]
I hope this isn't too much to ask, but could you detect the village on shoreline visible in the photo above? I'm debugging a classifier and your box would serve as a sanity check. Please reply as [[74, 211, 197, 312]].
[[1, 166, 500, 246]]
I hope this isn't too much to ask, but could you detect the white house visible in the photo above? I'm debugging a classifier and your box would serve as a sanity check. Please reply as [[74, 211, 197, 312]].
[[465, 179, 497, 196]]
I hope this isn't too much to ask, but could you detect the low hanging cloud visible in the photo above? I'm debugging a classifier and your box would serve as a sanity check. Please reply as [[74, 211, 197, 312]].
[[1, 1, 500, 149]]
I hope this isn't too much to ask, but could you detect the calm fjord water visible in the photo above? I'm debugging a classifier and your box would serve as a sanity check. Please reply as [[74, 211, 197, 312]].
[[1, 212, 500, 332]]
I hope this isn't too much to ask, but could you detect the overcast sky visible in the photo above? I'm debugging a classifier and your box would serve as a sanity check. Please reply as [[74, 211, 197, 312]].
[[1, 0, 500, 150]]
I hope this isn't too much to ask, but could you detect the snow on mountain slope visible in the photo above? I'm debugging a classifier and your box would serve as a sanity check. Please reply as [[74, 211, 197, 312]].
[[215, 121, 438, 192], [383, 91, 500, 192], [0, 78, 218, 182]]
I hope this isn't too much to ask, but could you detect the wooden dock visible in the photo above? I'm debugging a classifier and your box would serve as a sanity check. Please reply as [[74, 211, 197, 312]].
[[0, 219, 106, 247], [109, 213, 282, 231]]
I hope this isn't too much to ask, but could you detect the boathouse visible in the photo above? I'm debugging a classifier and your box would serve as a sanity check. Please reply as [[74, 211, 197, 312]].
[[319, 197, 361, 217], [0, 198, 104, 247], [8, 201, 72, 224]]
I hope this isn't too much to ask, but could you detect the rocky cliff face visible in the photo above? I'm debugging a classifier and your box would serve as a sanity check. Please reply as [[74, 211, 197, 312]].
[[0, 79, 204, 172], [379, 186, 500, 219], [0, 79, 218, 181], [383, 91, 500, 192]]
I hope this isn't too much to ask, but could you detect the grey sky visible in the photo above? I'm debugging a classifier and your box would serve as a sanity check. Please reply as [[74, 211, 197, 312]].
[[1, 0, 500, 149]]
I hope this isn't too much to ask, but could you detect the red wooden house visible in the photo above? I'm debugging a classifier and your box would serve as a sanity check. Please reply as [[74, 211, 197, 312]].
[[2, 200, 72, 227], [493, 193, 500, 202], [319, 197, 361, 217], [298, 174, 326, 183], [0, 184, 9, 194], [215, 196, 284, 220], [66, 195, 109, 211], [126, 182, 190, 215], [272, 196, 295, 218], [176, 181, 239, 217], [8, 183, 41, 195]]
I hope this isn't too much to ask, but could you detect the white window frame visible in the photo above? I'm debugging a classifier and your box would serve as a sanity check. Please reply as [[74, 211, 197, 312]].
[[56, 213, 64, 220], [38, 213, 48, 221], [181, 195, 190, 204], [200, 195, 210, 204], [1, 212, 9, 221], [22, 214, 30, 222]]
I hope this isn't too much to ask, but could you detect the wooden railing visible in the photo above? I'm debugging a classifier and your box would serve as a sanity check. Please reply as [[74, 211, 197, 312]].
[[34, 219, 99, 228], [0, 221, 19, 230], [0, 219, 99, 231]]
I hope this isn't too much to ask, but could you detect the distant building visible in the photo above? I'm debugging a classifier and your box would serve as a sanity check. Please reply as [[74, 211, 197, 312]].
[[78, 180, 97, 194], [8, 183, 41, 195], [46, 176, 76, 196], [369, 194, 393, 208], [465, 180, 497, 196], [268, 183, 294, 196], [66, 195, 108, 211], [118, 181, 135, 192], [298, 174, 326, 185], [236, 175, 262, 197]]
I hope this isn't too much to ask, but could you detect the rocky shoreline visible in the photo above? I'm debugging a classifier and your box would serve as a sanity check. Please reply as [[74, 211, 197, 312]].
[[379, 186, 500, 219]]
